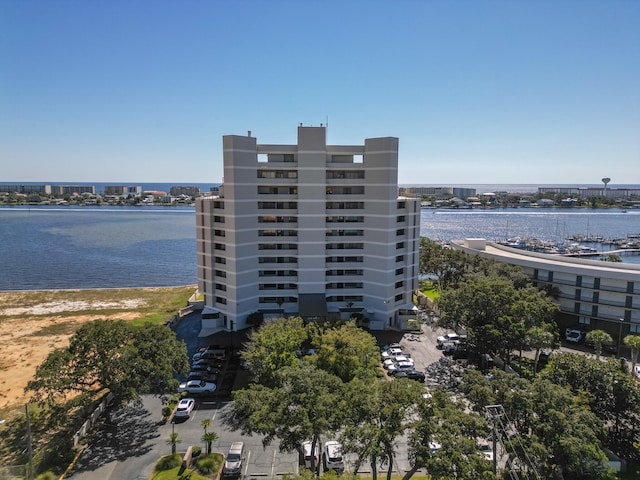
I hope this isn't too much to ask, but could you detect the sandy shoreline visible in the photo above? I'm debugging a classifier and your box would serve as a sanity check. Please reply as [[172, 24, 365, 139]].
[[0, 285, 196, 413]]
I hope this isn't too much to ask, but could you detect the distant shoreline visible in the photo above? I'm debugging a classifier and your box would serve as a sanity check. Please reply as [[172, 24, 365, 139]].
[[0, 284, 198, 294]]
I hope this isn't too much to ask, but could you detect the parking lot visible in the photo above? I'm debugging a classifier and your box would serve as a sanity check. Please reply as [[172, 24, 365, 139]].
[[168, 310, 459, 478], [67, 310, 507, 480]]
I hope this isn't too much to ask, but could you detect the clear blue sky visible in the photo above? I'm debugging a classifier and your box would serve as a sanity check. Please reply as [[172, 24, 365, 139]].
[[1, 0, 639, 185]]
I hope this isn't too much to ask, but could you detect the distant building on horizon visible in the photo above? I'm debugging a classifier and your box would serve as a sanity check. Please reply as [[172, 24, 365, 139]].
[[538, 186, 640, 198], [170, 186, 201, 197], [51, 185, 95, 195], [103, 185, 142, 195], [195, 125, 421, 333], [0, 184, 51, 194], [400, 186, 477, 198]]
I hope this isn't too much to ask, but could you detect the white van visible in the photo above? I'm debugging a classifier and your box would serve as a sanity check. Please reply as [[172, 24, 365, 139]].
[[302, 441, 320, 469], [323, 440, 344, 472], [223, 442, 245, 477]]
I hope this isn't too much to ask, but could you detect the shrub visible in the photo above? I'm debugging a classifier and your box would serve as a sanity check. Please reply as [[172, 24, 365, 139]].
[[161, 406, 172, 418], [156, 453, 182, 471], [192, 445, 202, 457], [35, 472, 57, 480], [195, 453, 223, 475]]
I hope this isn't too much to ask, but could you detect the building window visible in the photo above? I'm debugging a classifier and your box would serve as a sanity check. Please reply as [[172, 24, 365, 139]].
[[574, 302, 580, 314], [216, 284, 227, 291], [214, 216, 225, 223], [627, 282, 635, 294], [397, 215, 405, 222], [574, 289, 581, 300], [396, 242, 405, 249], [533, 269, 539, 280], [395, 293, 404, 302], [395, 268, 404, 275], [397, 201, 406, 208], [591, 305, 598, 317], [326, 216, 364, 223], [257, 170, 298, 179], [626, 296, 633, 309], [592, 292, 599, 303], [594, 278, 600, 289], [216, 296, 227, 305], [214, 256, 226, 264], [548, 271, 553, 282], [215, 270, 226, 278], [396, 255, 404, 262], [214, 243, 226, 250], [327, 243, 364, 250], [576, 275, 582, 287], [214, 229, 225, 237], [395, 280, 404, 288]]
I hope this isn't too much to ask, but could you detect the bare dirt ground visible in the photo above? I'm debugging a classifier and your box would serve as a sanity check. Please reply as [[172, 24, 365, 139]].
[[0, 286, 195, 415]]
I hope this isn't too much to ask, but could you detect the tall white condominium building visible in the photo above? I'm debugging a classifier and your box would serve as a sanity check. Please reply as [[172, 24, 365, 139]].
[[196, 125, 421, 333]]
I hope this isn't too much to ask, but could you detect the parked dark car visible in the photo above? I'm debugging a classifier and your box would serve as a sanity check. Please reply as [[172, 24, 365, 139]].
[[392, 369, 425, 382]]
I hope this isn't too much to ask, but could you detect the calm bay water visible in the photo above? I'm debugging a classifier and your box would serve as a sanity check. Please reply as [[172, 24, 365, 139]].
[[0, 206, 196, 291], [1, 206, 639, 291]]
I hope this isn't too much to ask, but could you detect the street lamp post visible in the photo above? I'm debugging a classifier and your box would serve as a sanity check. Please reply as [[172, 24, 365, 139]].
[[617, 318, 624, 356]]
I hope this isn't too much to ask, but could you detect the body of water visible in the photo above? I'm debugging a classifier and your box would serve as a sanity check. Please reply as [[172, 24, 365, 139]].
[[1, 205, 639, 291], [0, 206, 196, 291]]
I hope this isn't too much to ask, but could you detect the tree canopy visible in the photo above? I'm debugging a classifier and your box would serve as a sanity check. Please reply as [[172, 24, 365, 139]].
[[239, 316, 308, 386], [26, 319, 188, 407]]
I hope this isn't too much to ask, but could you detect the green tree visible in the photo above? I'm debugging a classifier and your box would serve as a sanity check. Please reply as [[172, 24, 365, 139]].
[[202, 431, 218, 454], [341, 378, 423, 480], [623, 334, 640, 373], [403, 389, 491, 480], [26, 319, 188, 407], [230, 364, 344, 472], [601, 253, 622, 262], [201, 418, 211, 434], [419, 237, 468, 290], [462, 368, 616, 479], [307, 321, 379, 382], [586, 329, 614, 359], [168, 431, 181, 455], [239, 316, 308, 386], [526, 325, 559, 375]]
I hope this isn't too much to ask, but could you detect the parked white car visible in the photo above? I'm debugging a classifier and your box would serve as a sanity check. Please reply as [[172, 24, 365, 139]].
[[178, 379, 217, 395], [565, 329, 586, 343], [634, 365, 640, 379], [302, 441, 320, 469], [174, 398, 195, 419], [323, 440, 344, 472], [476, 439, 494, 461]]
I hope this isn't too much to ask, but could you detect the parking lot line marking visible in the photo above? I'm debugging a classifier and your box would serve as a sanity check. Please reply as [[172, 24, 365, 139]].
[[270, 449, 277, 478], [244, 450, 251, 478]]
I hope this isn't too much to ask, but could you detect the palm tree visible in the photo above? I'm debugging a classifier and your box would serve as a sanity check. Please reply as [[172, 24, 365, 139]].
[[585, 329, 613, 359], [202, 431, 219, 454], [526, 326, 558, 375], [201, 418, 211, 434], [623, 335, 640, 373], [167, 432, 181, 455]]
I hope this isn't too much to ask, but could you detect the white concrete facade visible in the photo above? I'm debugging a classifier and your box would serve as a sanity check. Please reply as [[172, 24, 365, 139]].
[[451, 239, 640, 342], [196, 126, 421, 333]]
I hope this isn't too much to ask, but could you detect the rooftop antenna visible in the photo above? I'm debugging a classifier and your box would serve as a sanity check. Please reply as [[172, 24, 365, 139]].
[[602, 177, 611, 197]]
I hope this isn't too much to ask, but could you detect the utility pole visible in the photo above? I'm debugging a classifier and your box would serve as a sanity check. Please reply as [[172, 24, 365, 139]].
[[25, 403, 34, 480]]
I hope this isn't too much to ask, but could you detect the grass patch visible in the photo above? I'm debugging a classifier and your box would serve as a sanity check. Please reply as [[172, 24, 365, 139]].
[[195, 453, 224, 475], [0, 286, 196, 324], [152, 453, 223, 479], [32, 321, 81, 336]]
